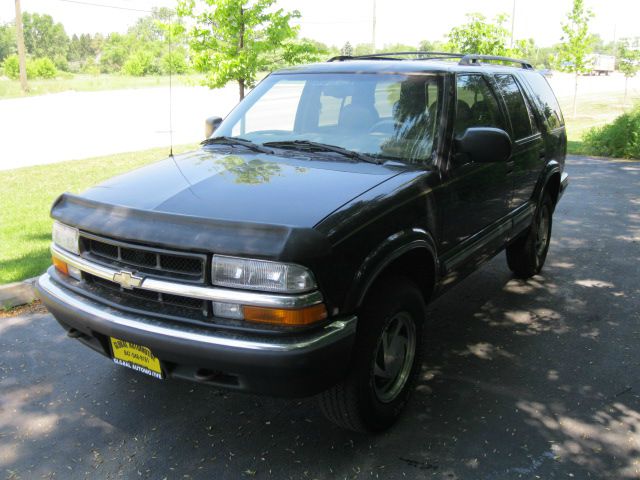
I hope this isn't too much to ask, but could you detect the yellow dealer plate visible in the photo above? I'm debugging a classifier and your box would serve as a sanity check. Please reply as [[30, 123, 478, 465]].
[[110, 337, 163, 379]]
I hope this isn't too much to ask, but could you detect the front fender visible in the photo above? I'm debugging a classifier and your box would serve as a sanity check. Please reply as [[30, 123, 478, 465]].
[[343, 228, 438, 312]]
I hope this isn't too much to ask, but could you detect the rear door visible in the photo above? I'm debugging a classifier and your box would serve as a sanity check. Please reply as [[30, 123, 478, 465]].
[[492, 74, 544, 210]]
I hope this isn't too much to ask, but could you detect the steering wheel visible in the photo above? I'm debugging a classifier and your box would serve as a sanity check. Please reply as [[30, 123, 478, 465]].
[[368, 119, 396, 134]]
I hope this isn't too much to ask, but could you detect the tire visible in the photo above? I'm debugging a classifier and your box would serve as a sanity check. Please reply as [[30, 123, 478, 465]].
[[318, 277, 426, 432], [506, 192, 554, 278]]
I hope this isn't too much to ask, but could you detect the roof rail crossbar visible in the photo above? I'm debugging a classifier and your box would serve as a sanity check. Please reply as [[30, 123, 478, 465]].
[[327, 51, 466, 62], [458, 54, 534, 69]]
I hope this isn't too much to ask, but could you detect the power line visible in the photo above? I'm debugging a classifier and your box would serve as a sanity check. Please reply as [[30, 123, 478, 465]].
[[53, 0, 153, 13]]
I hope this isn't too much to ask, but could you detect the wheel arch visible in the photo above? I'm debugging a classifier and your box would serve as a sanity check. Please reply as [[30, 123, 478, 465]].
[[535, 161, 562, 209], [344, 229, 439, 313]]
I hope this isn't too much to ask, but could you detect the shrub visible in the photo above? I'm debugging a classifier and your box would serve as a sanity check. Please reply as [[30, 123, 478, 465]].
[[3, 55, 58, 79], [123, 51, 160, 76], [80, 57, 100, 75], [161, 49, 188, 75], [2, 54, 20, 79], [583, 106, 640, 159], [29, 57, 58, 79]]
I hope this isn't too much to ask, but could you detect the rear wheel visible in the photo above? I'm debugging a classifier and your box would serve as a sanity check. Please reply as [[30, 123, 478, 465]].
[[506, 193, 553, 278], [318, 277, 425, 432]]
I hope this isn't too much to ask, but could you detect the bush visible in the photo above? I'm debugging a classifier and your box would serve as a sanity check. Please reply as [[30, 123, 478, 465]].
[[583, 106, 640, 159], [2, 54, 20, 79], [80, 57, 100, 75], [161, 49, 188, 75], [2, 55, 58, 79], [28, 57, 58, 79], [122, 51, 160, 76], [53, 54, 69, 72]]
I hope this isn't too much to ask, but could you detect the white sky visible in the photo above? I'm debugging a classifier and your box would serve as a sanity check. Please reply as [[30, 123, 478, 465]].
[[0, 0, 638, 48]]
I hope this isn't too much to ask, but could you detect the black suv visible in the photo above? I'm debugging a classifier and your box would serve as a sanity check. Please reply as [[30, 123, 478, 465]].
[[37, 52, 568, 432]]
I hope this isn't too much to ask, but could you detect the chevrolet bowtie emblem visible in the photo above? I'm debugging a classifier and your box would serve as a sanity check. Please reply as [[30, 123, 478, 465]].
[[112, 270, 144, 290]]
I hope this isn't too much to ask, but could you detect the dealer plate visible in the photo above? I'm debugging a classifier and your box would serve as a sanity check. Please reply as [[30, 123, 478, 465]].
[[110, 337, 163, 379]]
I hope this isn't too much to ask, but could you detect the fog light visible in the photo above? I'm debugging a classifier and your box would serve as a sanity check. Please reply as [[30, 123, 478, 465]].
[[212, 302, 243, 320], [243, 303, 328, 326], [68, 264, 82, 280]]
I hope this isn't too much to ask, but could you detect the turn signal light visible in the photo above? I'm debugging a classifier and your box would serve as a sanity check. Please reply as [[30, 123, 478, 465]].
[[243, 303, 328, 326], [52, 256, 68, 276]]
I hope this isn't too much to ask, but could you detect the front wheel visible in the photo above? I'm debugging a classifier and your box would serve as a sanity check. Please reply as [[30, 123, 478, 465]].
[[506, 193, 554, 278], [318, 277, 425, 432]]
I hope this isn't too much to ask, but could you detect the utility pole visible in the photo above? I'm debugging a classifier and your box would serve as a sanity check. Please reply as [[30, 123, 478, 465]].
[[14, 0, 28, 92], [372, 0, 376, 52], [510, 0, 516, 48]]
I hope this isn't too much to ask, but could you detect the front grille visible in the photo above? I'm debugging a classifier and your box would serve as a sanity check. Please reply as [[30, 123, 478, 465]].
[[80, 233, 206, 283], [84, 273, 209, 321]]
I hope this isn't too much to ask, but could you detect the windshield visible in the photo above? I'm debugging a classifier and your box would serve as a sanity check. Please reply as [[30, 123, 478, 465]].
[[214, 73, 442, 165]]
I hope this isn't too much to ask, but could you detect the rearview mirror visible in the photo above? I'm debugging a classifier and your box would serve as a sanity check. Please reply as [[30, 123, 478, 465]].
[[205, 116, 223, 139], [454, 127, 512, 163]]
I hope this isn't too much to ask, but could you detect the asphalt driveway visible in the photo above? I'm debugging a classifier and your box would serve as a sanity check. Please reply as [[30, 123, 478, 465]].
[[1, 156, 639, 479]]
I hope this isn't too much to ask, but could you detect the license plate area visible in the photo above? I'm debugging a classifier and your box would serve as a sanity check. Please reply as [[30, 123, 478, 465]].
[[110, 337, 163, 379]]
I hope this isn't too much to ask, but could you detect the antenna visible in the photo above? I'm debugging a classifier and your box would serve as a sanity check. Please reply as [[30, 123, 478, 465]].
[[168, 11, 174, 158], [166, 11, 198, 197]]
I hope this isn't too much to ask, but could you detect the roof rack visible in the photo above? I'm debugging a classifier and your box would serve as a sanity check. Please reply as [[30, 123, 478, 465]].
[[328, 51, 465, 62], [459, 54, 534, 69], [327, 51, 534, 70]]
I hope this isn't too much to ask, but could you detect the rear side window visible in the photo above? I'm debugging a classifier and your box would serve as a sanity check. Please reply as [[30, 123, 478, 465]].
[[454, 75, 506, 135], [521, 72, 564, 130], [494, 74, 537, 140]]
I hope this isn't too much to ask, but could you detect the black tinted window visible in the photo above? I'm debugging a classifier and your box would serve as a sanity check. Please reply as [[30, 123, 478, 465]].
[[522, 71, 564, 130], [455, 75, 505, 135], [495, 74, 535, 140]]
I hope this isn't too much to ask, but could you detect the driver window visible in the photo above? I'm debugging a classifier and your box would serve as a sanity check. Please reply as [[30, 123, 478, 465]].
[[455, 75, 505, 136]]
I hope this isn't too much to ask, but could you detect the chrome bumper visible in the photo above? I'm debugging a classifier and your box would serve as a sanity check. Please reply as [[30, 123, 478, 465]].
[[559, 171, 569, 200], [37, 272, 356, 353]]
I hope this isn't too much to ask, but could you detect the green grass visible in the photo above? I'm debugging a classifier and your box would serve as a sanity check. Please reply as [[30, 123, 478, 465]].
[[0, 144, 197, 285], [0, 73, 204, 98], [560, 91, 640, 156]]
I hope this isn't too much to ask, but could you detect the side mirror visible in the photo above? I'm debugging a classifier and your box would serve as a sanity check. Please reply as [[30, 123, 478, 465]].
[[205, 116, 223, 139], [454, 127, 512, 163]]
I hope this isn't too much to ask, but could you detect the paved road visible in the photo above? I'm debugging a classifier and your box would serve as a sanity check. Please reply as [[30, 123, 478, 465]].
[[0, 84, 239, 171], [1, 156, 639, 479]]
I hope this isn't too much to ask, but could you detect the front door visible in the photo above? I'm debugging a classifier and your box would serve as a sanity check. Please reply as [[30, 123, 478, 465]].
[[439, 74, 512, 269]]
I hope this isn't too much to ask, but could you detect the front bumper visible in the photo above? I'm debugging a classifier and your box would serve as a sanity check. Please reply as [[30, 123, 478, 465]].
[[36, 271, 357, 397], [559, 171, 569, 201]]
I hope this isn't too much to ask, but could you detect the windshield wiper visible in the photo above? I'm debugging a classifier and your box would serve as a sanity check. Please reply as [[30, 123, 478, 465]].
[[202, 136, 274, 154], [263, 140, 382, 164]]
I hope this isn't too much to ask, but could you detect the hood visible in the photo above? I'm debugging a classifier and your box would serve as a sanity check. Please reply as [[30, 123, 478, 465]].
[[81, 148, 402, 228]]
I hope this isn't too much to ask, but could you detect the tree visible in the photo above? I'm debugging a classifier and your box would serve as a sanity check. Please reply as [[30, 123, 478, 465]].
[[100, 33, 131, 73], [341, 41, 353, 57], [381, 43, 418, 54], [618, 38, 640, 105], [353, 43, 374, 56], [68, 33, 99, 69], [0, 23, 16, 62], [418, 39, 450, 53], [22, 12, 69, 66], [178, 0, 309, 100], [557, 0, 593, 118], [447, 13, 510, 56]]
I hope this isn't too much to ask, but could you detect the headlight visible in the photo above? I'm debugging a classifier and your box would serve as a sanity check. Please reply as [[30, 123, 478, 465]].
[[212, 255, 317, 293], [52, 221, 79, 255]]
